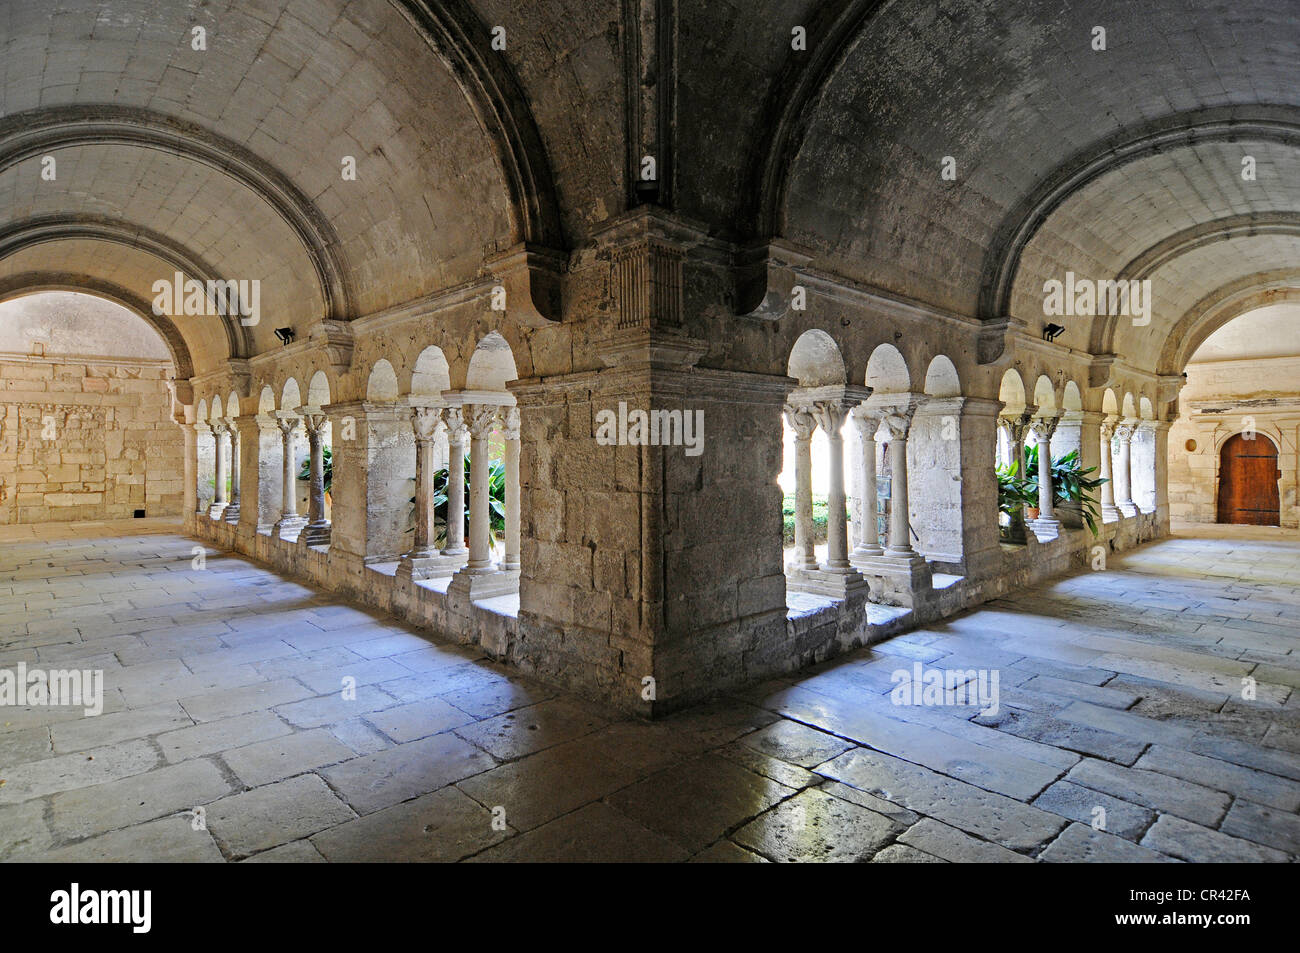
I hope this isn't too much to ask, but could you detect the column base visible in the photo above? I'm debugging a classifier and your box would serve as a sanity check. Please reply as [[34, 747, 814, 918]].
[[785, 556, 819, 574], [447, 566, 520, 600], [849, 546, 884, 569], [299, 521, 331, 547], [207, 503, 228, 520], [273, 515, 307, 539], [396, 551, 468, 581], [1117, 503, 1139, 518], [223, 502, 240, 524], [1028, 517, 1061, 541], [855, 552, 932, 608], [788, 566, 868, 600], [1100, 504, 1121, 523]]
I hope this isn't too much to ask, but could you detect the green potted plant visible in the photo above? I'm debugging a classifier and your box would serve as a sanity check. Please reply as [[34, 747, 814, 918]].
[[297, 446, 333, 504], [1023, 445, 1107, 536], [996, 460, 1033, 540], [431, 455, 506, 551]]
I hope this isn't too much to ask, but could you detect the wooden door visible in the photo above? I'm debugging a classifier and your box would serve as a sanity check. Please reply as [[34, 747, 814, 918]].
[[1217, 433, 1281, 525]]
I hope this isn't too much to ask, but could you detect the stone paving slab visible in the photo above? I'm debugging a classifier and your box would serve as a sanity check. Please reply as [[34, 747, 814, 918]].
[[205, 774, 357, 860], [2, 525, 1296, 863]]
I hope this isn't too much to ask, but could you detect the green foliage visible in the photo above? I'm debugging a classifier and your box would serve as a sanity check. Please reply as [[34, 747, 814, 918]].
[[430, 455, 505, 549], [296, 445, 333, 494], [1022, 445, 1108, 537], [782, 494, 849, 546], [996, 459, 1033, 517]]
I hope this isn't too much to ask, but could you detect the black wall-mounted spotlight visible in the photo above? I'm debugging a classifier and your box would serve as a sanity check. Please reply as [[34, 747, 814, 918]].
[[274, 327, 295, 346], [1042, 323, 1066, 343]]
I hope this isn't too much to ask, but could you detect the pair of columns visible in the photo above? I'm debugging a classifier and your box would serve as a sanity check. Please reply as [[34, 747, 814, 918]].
[[1100, 418, 1141, 518], [783, 391, 921, 600], [400, 402, 521, 590], [202, 420, 240, 523], [998, 408, 1061, 534], [846, 406, 921, 561], [784, 402, 850, 573], [264, 409, 330, 543]]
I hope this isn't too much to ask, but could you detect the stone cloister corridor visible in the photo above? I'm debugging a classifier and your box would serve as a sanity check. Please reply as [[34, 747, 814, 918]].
[[1, 519, 1296, 862], [2, 0, 1300, 876]]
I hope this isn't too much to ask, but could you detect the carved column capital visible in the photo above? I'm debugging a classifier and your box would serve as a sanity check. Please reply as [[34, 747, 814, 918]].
[[464, 404, 498, 440], [209, 421, 229, 438], [810, 400, 849, 436], [882, 413, 912, 441], [1030, 415, 1059, 441], [500, 406, 521, 441], [783, 404, 817, 440], [303, 412, 329, 437], [852, 405, 881, 441], [410, 406, 442, 442], [443, 407, 468, 443], [274, 414, 300, 437]]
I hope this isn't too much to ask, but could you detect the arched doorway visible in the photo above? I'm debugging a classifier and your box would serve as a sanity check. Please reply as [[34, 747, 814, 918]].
[[1217, 433, 1281, 525]]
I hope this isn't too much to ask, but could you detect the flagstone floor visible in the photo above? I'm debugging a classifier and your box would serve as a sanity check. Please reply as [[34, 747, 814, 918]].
[[1, 518, 1296, 862]]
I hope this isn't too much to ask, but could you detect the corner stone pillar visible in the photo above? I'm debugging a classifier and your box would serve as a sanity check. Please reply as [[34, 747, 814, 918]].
[[952, 397, 1004, 577], [195, 424, 215, 516], [325, 401, 413, 563], [510, 344, 794, 715], [182, 418, 199, 521], [1151, 419, 1172, 533], [237, 413, 282, 538]]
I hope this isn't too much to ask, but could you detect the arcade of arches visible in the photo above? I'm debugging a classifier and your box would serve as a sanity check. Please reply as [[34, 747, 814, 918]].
[[2, 1, 1299, 864]]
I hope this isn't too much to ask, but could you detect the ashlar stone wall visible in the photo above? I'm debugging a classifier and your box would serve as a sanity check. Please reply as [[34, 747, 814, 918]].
[[0, 356, 183, 523]]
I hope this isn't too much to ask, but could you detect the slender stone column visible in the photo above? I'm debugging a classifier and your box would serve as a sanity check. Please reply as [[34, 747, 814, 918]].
[[811, 401, 851, 570], [1114, 421, 1137, 516], [300, 412, 331, 546], [882, 413, 917, 557], [464, 404, 497, 572], [274, 413, 306, 535], [784, 405, 818, 570], [442, 407, 468, 557], [852, 407, 883, 557], [1030, 416, 1059, 522], [409, 408, 441, 558], [996, 417, 1013, 467], [396, 407, 444, 580], [501, 406, 521, 572], [224, 417, 241, 523], [209, 421, 229, 518], [1099, 418, 1119, 521], [1012, 408, 1035, 480]]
